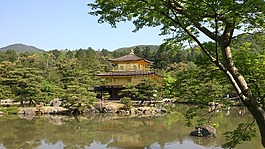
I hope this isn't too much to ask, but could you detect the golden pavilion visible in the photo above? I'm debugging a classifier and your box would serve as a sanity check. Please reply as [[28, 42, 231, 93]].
[[95, 49, 162, 99]]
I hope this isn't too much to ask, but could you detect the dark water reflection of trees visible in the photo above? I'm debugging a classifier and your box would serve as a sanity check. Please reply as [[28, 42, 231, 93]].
[[0, 105, 262, 149]]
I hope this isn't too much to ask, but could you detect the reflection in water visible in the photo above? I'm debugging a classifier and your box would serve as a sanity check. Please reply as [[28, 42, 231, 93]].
[[49, 115, 64, 125], [0, 105, 262, 149], [38, 140, 65, 149]]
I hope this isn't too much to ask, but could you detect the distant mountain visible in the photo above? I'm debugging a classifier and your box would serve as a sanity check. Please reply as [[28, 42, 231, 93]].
[[0, 43, 45, 53], [114, 45, 160, 53]]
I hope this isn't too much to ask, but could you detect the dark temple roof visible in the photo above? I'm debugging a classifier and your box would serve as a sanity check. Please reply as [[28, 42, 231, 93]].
[[109, 53, 153, 64], [96, 71, 162, 77]]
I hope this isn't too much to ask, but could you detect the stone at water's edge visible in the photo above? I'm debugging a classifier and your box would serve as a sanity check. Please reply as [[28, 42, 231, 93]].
[[94, 101, 125, 113], [12, 101, 170, 116], [49, 99, 62, 107], [90, 100, 171, 115], [18, 108, 36, 115], [0, 111, 4, 115], [39, 106, 70, 114], [17, 106, 70, 115]]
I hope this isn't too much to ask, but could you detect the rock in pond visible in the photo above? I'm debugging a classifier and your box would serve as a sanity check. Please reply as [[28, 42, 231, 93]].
[[190, 125, 217, 138]]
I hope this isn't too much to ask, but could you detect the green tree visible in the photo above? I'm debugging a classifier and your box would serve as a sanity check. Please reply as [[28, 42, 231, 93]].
[[232, 34, 265, 109], [65, 50, 74, 59], [120, 79, 162, 106], [5, 50, 17, 62], [88, 0, 265, 147], [120, 83, 139, 100], [2, 56, 43, 106], [0, 61, 16, 99], [50, 49, 62, 60], [100, 48, 111, 57], [154, 42, 183, 69], [134, 46, 143, 57], [165, 62, 233, 104], [56, 57, 97, 111], [142, 46, 153, 61], [136, 79, 161, 105]]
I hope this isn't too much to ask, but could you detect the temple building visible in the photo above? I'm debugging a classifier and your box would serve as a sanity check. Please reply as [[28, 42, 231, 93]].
[[95, 49, 162, 99]]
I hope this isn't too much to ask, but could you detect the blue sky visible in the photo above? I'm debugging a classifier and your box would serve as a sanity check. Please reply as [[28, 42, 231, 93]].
[[0, 0, 169, 51]]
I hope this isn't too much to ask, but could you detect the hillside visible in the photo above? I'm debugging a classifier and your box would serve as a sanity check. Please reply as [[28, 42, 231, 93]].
[[114, 45, 160, 53], [0, 43, 44, 53]]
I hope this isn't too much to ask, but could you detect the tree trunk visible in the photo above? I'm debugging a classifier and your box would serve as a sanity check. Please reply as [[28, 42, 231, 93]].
[[219, 42, 265, 147], [20, 95, 25, 107], [245, 97, 265, 147]]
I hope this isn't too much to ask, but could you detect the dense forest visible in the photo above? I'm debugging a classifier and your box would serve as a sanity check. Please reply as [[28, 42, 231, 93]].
[[0, 34, 264, 112]]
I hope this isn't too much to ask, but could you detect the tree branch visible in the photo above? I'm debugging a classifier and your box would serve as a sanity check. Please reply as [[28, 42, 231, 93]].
[[161, 0, 217, 41], [222, 22, 235, 45], [215, 12, 219, 62], [157, 0, 248, 101]]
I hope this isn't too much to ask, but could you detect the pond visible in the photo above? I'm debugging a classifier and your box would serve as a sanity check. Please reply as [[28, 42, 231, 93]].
[[0, 105, 262, 149]]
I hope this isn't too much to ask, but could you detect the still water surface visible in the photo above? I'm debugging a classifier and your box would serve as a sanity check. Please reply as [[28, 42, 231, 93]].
[[0, 105, 262, 149]]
